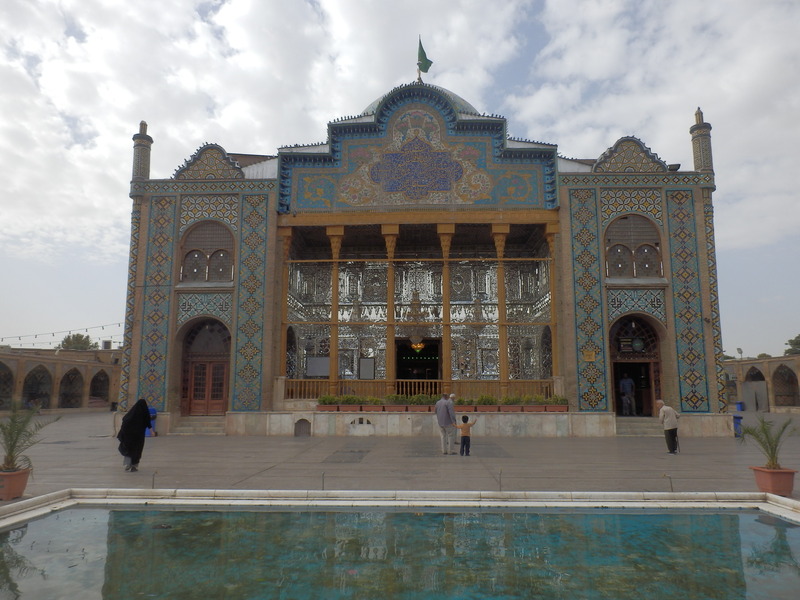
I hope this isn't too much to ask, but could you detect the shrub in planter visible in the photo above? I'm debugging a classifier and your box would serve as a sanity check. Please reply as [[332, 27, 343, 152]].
[[740, 416, 797, 496], [317, 395, 339, 405]]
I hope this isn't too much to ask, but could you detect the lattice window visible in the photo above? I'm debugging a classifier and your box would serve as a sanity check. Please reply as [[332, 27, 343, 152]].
[[607, 244, 633, 277], [634, 244, 662, 277], [183, 251, 206, 281], [208, 250, 232, 281], [605, 215, 662, 279], [610, 316, 659, 360], [773, 365, 799, 406], [181, 221, 234, 282]]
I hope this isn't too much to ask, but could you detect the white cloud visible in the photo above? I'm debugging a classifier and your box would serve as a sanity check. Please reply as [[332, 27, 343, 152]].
[[1, 0, 798, 353]]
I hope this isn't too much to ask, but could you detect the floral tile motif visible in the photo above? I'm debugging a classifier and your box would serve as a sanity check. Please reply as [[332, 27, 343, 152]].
[[667, 190, 709, 412], [569, 189, 607, 411]]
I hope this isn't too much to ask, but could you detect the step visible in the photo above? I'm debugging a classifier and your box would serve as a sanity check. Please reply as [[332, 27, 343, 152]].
[[615, 416, 663, 436], [169, 416, 226, 436]]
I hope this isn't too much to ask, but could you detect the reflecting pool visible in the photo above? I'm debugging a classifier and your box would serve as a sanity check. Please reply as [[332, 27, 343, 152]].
[[1, 508, 799, 599]]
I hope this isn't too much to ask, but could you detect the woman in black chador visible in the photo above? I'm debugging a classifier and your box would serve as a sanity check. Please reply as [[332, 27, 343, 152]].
[[117, 398, 153, 472]]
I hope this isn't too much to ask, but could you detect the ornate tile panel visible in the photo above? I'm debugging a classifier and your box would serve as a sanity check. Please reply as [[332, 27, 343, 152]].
[[232, 194, 268, 411], [279, 86, 557, 214], [177, 293, 233, 326], [179, 195, 240, 234], [560, 173, 714, 187], [667, 190, 709, 412], [704, 198, 727, 410], [600, 188, 662, 226], [593, 137, 667, 173], [174, 144, 244, 180], [136, 196, 177, 411], [607, 289, 666, 324], [570, 189, 608, 411], [118, 200, 141, 409]]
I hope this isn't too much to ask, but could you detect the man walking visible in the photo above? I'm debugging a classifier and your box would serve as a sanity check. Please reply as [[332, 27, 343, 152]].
[[656, 399, 680, 454], [435, 392, 457, 455]]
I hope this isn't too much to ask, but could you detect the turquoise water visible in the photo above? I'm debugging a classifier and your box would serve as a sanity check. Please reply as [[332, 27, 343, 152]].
[[1, 507, 799, 599]]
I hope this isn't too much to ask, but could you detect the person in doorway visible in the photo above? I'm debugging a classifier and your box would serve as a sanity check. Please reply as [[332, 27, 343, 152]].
[[656, 399, 680, 454], [435, 393, 457, 455], [455, 415, 478, 456], [620, 373, 636, 416], [117, 398, 154, 472]]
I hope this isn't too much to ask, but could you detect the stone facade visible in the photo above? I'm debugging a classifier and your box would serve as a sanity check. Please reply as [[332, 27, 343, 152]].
[[121, 83, 727, 436]]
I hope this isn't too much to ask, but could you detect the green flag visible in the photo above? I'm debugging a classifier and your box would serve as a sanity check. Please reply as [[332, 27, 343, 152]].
[[417, 38, 433, 73]]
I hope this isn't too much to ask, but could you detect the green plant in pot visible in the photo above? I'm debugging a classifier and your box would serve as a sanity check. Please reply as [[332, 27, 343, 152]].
[[0, 406, 60, 501], [739, 416, 797, 497]]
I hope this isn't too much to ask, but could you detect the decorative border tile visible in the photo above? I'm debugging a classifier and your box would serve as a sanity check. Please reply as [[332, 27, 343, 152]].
[[666, 190, 709, 412], [570, 189, 608, 411]]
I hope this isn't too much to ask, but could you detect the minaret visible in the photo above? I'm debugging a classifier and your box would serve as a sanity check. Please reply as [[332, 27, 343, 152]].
[[131, 121, 153, 180], [690, 107, 713, 172]]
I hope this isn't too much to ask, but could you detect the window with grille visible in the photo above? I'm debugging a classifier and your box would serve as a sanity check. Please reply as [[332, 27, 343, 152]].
[[180, 221, 234, 282], [605, 215, 662, 279]]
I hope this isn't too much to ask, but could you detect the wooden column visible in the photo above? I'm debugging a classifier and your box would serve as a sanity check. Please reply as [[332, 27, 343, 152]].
[[383, 225, 399, 395], [327, 226, 344, 396], [438, 224, 454, 393], [546, 227, 559, 377], [277, 228, 292, 377], [493, 224, 509, 398]]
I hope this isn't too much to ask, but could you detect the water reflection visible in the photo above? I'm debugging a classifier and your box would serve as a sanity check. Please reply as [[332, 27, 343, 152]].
[[1, 508, 799, 599]]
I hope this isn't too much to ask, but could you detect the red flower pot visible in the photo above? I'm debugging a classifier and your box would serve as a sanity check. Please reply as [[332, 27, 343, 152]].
[[750, 466, 797, 497], [0, 469, 31, 501], [384, 405, 408, 412], [546, 405, 568, 412], [476, 405, 498, 412], [316, 405, 339, 412], [360, 405, 384, 412]]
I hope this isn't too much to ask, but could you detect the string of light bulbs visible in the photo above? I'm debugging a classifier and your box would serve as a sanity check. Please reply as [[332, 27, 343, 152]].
[[0, 323, 125, 346]]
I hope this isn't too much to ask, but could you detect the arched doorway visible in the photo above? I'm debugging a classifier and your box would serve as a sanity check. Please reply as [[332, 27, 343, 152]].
[[743, 367, 767, 411], [773, 365, 799, 407], [90, 370, 111, 408], [609, 315, 661, 416], [59, 369, 83, 408], [22, 365, 52, 409], [0, 362, 12, 410], [181, 319, 231, 416]]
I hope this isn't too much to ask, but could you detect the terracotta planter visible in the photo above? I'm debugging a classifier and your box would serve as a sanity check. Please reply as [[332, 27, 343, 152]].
[[360, 405, 384, 412], [316, 405, 339, 412], [546, 405, 569, 412], [499, 405, 523, 412], [750, 466, 797, 497], [337, 405, 361, 412], [456, 406, 476, 412], [384, 405, 408, 412], [0, 468, 31, 501], [523, 405, 547, 412], [407, 405, 431, 412], [475, 405, 498, 412]]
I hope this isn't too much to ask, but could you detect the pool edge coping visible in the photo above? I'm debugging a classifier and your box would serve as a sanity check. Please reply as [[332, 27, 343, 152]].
[[2, 489, 799, 530]]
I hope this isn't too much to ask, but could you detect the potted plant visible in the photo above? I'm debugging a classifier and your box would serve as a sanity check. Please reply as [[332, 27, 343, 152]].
[[0, 406, 60, 501], [407, 394, 434, 412], [499, 396, 523, 412], [740, 416, 797, 496], [316, 395, 340, 411], [475, 395, 498, 412], [524, 394, 548, 412], [546, 394, 569, 412]]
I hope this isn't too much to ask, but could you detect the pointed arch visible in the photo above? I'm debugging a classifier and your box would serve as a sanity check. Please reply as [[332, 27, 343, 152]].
[[59, 368, 83, 408], [22, 365, 52, 409], [0, 361, 12, 409], [773, 364, 799, 407], [90, 370, 111, 407]]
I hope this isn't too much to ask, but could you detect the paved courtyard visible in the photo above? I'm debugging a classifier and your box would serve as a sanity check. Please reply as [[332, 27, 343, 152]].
[[14, 410, 800, 501]]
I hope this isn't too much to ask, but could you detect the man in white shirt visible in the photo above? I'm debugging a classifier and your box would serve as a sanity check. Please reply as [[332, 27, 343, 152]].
[[656, 399, 680, 454]]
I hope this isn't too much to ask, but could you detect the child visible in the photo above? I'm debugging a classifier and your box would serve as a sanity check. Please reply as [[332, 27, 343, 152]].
[[454, 415, 478, 456]]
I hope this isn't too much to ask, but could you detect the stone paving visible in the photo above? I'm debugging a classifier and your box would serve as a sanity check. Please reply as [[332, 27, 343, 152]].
[[14, 410, 800, 502]]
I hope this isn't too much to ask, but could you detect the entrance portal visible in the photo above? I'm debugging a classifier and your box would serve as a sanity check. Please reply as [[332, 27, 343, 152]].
[[181, 319, 231, 416], [396, 339, 440, 396], [610, 316, 661, 417]]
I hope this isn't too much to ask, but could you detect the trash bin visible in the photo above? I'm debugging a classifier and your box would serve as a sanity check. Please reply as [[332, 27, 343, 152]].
[[146, 407, 157, 437], [733, 415, 743, 438], [735, 401, 745, 412]]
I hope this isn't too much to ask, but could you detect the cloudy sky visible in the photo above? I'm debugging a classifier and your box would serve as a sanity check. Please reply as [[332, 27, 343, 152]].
[[1, 0, 798, 357]]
